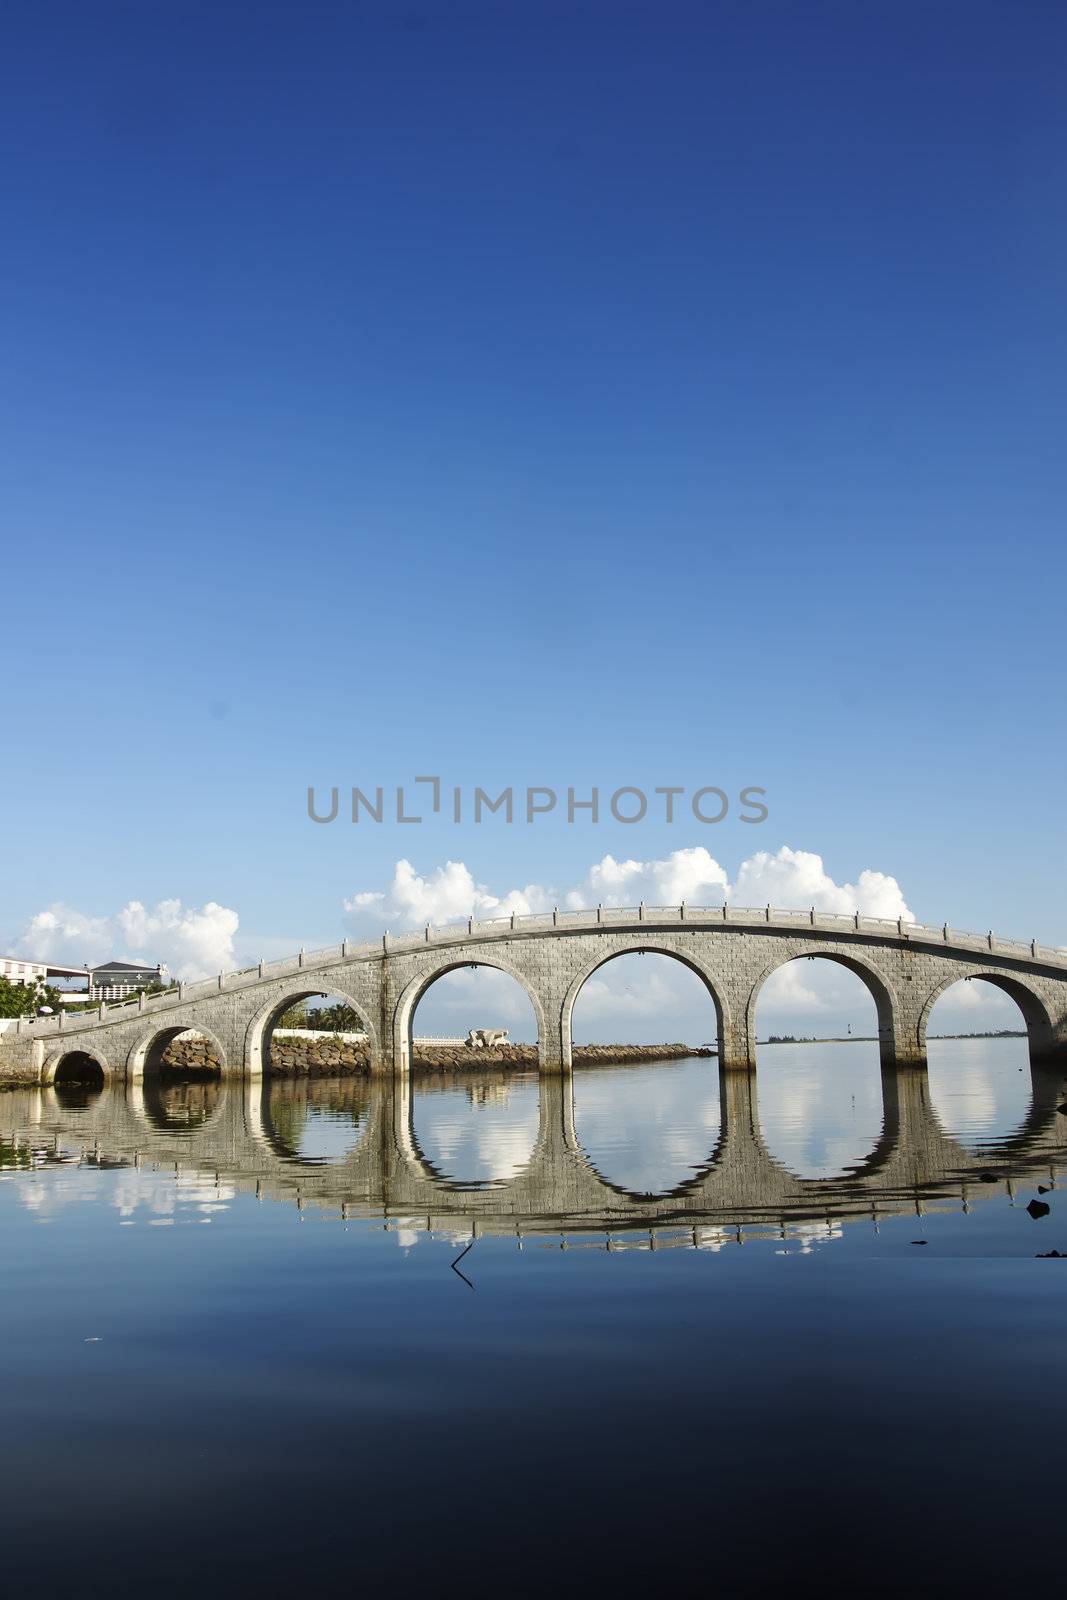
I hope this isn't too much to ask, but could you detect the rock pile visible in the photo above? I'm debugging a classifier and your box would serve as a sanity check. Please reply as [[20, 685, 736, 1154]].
[[267, 1033, 370, 1075], [161, 1034, 222, 1074], [161, 1033, 712, 1078]]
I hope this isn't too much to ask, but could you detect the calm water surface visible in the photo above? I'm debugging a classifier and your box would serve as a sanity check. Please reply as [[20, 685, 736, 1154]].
[[1, 1039, 1064, 1594]]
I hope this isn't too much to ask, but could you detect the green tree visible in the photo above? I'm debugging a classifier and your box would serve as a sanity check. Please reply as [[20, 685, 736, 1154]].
[[314, 1003, 365, 1033], [0, 975, 64, 1018]]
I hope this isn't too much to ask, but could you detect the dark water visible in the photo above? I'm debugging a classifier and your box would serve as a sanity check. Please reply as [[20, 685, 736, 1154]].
[[1, 1039, 1065, 1594]]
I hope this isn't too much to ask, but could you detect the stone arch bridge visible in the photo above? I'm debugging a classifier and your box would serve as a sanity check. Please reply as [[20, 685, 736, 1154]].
[[3, 904, 1067, 1086]]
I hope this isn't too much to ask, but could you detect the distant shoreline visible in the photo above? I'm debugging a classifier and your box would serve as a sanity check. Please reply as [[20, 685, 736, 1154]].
[[762, 1032, 1025, 1045]]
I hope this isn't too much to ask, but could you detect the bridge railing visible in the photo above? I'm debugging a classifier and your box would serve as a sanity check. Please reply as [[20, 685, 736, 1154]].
[[405, 906, 1066, 957], [11, 905, 1067, 1038]]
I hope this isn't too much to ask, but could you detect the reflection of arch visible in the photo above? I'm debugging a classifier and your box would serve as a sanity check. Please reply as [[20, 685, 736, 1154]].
[[244, 981, 378, 1076], [956, 1060, 1067, 1160], [918, 971, 1054, 1064], [746, 947, 896, 1066], [43, 1047, 110, 1087], [561, 945, 728, 1068], [393, 957, 545, 1073], [759, 1065, 900, 1186], [255, 1075, 372, 1167], [405, 1101, 541, 1192], [127, 1025, 228, 1082], [571, 1066, 729, 1203], [141, 1075, 222, 1132], [395, 1066, 548, 1191]]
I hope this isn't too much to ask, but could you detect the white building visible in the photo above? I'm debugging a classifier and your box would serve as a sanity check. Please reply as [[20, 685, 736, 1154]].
[[0, 955, 89, 989]]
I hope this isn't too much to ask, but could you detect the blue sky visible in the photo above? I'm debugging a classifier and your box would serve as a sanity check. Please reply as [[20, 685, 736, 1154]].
[[2, 1, 1065, 1013]]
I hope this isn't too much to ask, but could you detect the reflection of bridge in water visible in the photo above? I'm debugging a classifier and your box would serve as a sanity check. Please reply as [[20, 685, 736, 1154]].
[[4, 1063, 1065, 1240]]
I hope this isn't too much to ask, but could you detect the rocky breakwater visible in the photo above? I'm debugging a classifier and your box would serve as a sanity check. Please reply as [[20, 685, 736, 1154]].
[[414, 1041, 714, 1070], [266, 1032, 371, 1075], [164, 1034, 713, 1077], [270, 1037, 710, 1076], [577, 1042, 713, 1065], [161, 1033, 222, 1074]]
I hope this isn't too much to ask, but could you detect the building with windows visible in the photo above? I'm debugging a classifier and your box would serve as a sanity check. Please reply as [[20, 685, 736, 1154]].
[[1, 956, 169, 1007], [0, 955, 90, 989], [88, 961, 169, 1001]]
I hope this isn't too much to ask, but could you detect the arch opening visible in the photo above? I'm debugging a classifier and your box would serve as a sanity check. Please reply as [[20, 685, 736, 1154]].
[[407, 964, 540, 1186], [753, 955, 886, 1180], [131, 1028, 223, 1128], [569, 951, 723, 1195], [923, 976, 1037, 1149], [52, 1052, 105, 1105], [260, 991, 372, 1078], [129, 1027, 224, 1129], [144, 1028, 223, 1079]]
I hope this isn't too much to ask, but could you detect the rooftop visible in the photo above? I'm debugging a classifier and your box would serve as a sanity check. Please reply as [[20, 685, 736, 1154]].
[[91, 960, 161, 974], [0, 956, 90, 979]]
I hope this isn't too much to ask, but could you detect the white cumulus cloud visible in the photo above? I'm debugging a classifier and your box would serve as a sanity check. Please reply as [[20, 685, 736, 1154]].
[[343, 858, 551, 932], [562, 846, 729, 910], [343, 844, 913, 931], [732, 847, 913, 920], [20, 898, 239, 981]]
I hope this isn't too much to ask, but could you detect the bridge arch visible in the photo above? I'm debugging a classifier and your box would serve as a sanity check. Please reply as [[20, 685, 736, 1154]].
[[560, 944, 729, 1068], [127, 1024, 228, 1083], [917, 970, 1056, 1065], [43, 1046, 111, 1088], [393, 955, 547, 1072], [245, 979, 379, 1076], [745, 945, 898, 1067]]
